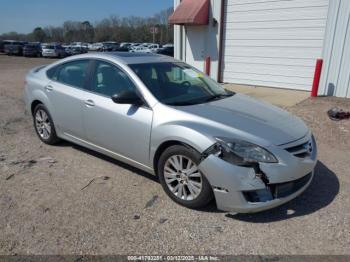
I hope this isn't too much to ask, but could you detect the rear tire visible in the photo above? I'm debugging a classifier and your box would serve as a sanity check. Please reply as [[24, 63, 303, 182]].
[[157, 145, 213, 209], [33, 104, 60, 145]]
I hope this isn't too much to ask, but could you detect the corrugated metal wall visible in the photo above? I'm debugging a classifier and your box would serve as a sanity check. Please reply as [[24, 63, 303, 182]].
[[319, 0, 350, 98], [221, 0, 329, 91]]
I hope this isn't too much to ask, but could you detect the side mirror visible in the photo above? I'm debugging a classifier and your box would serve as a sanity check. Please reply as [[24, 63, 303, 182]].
[[111, 90, 143, 106]]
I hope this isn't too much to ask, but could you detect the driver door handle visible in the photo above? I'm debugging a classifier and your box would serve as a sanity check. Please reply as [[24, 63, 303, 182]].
[[84, 99, 95, 107], [45, 85, 53, 92]]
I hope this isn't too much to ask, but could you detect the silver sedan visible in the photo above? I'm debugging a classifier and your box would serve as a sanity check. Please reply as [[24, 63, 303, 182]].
[[24, 52, 317, 213]]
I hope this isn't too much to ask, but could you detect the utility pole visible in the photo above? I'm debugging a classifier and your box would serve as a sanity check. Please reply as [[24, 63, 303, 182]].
[[150, 26, 158, 43]]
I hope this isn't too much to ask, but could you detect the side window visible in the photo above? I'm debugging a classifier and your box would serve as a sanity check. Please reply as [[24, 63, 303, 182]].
[[56, 60, 89, 89], [47, 66, 59, 81], [91, 60, 136, 97]]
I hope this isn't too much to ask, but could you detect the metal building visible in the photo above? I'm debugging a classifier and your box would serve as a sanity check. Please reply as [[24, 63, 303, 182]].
[[170, 0, 350, 98]]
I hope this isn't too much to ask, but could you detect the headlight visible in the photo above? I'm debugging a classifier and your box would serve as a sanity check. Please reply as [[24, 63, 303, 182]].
[[214, 137, 278, 165]]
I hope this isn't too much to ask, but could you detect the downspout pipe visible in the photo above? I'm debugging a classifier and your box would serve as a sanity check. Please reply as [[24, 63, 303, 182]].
[[217, 0, 225, 83]]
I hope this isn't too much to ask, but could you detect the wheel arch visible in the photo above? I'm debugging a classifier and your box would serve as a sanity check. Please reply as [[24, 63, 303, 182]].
[[153, 140, 198, 176], [154, 139, 215, 208], [29, 89, 52, 116], [151, 124, 216, 175], [31, 100, 43, 115]]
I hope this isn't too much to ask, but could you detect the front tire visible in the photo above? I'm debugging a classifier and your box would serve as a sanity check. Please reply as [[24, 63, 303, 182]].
[[158, 145, 213, 209], [33, 104, 60, 145]]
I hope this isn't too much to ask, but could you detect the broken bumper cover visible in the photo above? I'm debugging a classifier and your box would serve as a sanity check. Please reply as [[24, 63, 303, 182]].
[[198, 135, 317, 213]]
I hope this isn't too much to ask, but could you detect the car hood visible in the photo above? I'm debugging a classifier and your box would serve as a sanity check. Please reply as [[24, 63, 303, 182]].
[[175, 94, 308, 146]]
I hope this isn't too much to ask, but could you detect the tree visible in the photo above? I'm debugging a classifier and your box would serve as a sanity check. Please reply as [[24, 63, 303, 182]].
[[81, 21, 94, 42], [32, 27, 46, 42], [44, 26, 64, 43], [0, 31, 27, 41]]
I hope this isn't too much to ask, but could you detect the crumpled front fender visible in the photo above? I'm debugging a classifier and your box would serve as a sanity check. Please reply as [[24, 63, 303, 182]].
[[198, 153, 315, 213], [198, 155, 266, 212]]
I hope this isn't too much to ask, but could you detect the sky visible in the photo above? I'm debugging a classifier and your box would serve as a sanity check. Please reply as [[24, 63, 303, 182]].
[[0, 0, 173, 34]]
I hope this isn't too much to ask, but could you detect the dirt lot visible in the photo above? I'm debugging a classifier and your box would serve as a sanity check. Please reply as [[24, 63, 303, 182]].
[[0, 54, 349, 255]]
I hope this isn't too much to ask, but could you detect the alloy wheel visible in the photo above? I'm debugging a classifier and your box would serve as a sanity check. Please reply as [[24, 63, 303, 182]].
[[164, 155, 203, 201], [35, 109, 51, 140]]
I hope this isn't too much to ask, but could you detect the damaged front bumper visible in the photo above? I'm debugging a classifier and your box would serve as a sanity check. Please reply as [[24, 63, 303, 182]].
[[198, 134, 317, 213]]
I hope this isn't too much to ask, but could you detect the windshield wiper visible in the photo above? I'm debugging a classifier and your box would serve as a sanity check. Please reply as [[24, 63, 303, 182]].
[[167, 93, 234, 106], [205, 93, 233, 102], [166, 101, 198, 106]]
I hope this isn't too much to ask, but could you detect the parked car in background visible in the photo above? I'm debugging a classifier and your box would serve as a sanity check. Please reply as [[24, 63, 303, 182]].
[[129, 46, 147, 53], [41, 44, 67, 58], [155, 46, 174, 57], [147, 44, 162, 52], [130, 43, 162, 53], [23, 43, 42, 57], [163, 43, 174, 48], [82, 43, 89, 50], [101, 42, 120, 52], [65, 46, 88, 56], [24, 52, 317, 213], [114, 45, 131, 52], [136, 43, 152, 50], [70, 42, 88, 50], [89, 43, 104, 51], [129, 43, 141, 49], [120, 42, 131, 48], [4, 41, 27, 56], [0, 40, 13, 53], [141, 43, 153, 47]]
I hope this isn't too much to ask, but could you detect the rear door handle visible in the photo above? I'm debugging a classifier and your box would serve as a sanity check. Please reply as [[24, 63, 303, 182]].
[[84, 99, 95, 107], [45, 85, 53, 92]]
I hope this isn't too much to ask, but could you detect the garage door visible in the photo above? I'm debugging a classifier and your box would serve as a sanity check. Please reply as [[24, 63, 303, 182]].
[[221, 0, 329, 91]]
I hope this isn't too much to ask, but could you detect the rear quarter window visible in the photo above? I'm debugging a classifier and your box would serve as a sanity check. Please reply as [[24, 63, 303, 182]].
[[46, 66, 60, 81], [46, 60, 90, 89], [56, 60, 89, 88]]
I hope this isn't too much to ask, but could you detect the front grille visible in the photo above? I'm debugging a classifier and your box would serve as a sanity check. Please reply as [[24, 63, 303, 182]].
[[285, 140, 313, 158], [271, 172, 312, 198], [243, 173, 312, 203]]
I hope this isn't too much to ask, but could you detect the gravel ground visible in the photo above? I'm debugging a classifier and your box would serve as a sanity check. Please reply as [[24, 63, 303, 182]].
[[0, 54, 349, 255]]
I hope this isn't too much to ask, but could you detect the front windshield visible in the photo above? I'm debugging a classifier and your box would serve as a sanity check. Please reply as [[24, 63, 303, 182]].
[[129, 62, 234, 106]]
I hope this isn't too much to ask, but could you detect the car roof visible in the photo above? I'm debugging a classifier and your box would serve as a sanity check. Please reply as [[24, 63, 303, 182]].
[[109, 52, 178, 64], [69, 52, 178, 65]]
